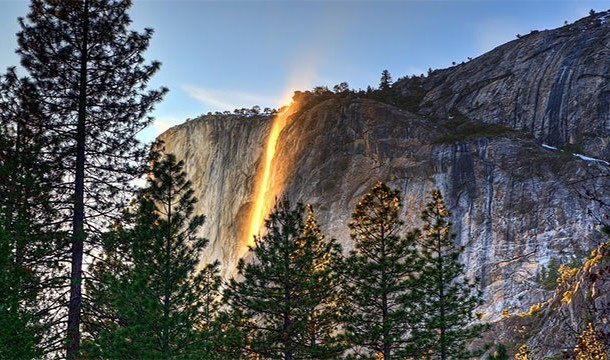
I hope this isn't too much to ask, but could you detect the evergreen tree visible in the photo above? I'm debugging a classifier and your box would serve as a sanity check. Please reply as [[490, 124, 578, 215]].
[[0, 70, 64, 356], [415, 189, 482, 359], [15, 1, 167, 355], [487, 344, 509, 360], [379, 70, 392, 90], [574, 323, 608, 360], [211, 308, 254, 359], [0, 223, 39, 359], [340, 181, 420, 359], [83, 151, 220, 359], [224, 200, 344, 359]]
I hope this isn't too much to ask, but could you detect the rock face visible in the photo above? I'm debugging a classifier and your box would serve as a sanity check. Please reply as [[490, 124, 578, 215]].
[[398, 10, 610, 159], [482, 241, 610, 358], [158, 10, 610, 319], [158, 115, 272, 274]]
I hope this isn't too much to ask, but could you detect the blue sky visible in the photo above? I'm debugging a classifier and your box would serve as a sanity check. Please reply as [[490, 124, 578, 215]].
[[1, 0, 609, 141]]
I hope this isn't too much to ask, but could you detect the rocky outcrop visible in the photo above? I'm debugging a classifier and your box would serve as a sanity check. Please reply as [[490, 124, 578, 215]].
[[158, 10, 610, 320], [481, 241, 610, 358], [396, 10, 610, 159]]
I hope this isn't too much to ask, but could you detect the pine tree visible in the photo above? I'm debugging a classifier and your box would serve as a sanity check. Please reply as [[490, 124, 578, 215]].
[[298, 204, 345, 357], [0, 70, 64, 356], [212, 308, 254, 359], [0, 223, 40, 359], [83, 151, 220, 359], [15, 1, 167, 355], [415, 189, 482, 359], [574, 323, 608, 360], [224, 200, 344, 359], [379, 70, 392, 90], [340, 181, 420, 359], [487, 344, 509, 360]]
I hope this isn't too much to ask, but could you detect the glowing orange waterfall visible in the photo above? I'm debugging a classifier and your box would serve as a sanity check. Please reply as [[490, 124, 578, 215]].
[[243, 106, 293, 251]]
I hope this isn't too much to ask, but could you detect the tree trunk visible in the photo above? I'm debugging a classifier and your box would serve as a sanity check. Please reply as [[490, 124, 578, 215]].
[[438, 231, 446, 360], [381, 227, 391, 360], [162, 172, 172, 359], [283, 229, 293, 360], [66, 1, 89, 357]]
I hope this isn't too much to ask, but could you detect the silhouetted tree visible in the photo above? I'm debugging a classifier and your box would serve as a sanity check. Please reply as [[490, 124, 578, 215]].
[[15, 1, 167, 356], [379, 70, 392, 90], [0, 70, 64, 356], [333, 82, 350, 93], [84, 151, 220, 358], [0, 223, 41, 359]]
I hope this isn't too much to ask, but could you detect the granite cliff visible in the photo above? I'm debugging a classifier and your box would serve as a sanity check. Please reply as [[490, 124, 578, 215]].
[[399, 10, 610, 159], [158, 10, 610, 321], [481, 241, 610, 357]]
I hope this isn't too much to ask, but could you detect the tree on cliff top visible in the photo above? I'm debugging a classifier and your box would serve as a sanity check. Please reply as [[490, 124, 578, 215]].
[[224, 201, 344, 359], [340, 182, 421, 359], [379, 70, 392, 90], [15, 0, 167, 356], [83, 151, 220, 359]]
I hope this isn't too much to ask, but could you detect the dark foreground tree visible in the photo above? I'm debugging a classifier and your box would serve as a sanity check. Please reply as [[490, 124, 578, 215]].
[[224, 201, 344, 359], [0, 223, 40, 359], [83, 151, 220, 358], [415, 189, 482, 359], [341, 182, 421, 359], [0, 71, 64, 356], [16, 1, 167, 356]]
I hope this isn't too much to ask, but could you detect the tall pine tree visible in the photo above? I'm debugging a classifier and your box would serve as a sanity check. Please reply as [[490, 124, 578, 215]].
[[0, 70, 64, 356], [415, 189, 482, 359], [224, 200, 344, 359], [15, 1, 167, 355], [83, 151, 220, 359], [340, 181, 421, 359]]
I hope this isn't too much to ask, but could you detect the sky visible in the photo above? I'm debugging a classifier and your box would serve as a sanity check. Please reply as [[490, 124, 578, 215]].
[[1, 0, 609, 141]]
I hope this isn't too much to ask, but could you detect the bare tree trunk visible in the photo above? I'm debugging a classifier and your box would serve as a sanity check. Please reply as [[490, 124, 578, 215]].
[[66, 1, 89, 357]]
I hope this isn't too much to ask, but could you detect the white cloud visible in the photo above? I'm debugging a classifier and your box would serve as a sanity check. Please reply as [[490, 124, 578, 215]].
[[182, 84, 278, 111]]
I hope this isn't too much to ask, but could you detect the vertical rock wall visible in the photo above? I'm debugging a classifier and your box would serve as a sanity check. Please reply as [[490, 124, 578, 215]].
[[399, 11, 610, 159], [157, 10, 610, 319], [159, 98, 607, 318], [157, 115, 271, 276]]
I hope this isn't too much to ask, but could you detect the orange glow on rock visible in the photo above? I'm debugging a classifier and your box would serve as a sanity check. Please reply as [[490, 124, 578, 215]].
[[244, 104, 295, 251]]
